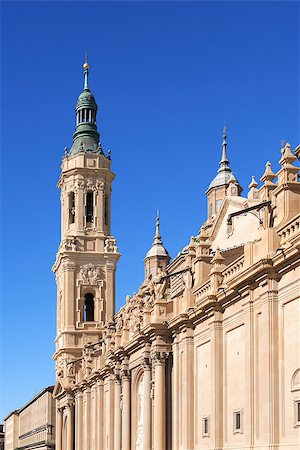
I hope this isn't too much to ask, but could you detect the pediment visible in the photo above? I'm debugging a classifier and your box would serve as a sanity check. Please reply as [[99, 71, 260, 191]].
[[208, 196, 261, 251], [53, 377, 70, 398]]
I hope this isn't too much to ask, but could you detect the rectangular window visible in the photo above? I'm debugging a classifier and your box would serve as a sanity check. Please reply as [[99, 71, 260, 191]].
[[233, 410, 243, 434], [216, 199, 222, 213], [294, 400, 300, 427], [104, 195, 108, 226], [69, 192, 75, 224], [86, 192, 94, 223], [202, 416, 209, 437]]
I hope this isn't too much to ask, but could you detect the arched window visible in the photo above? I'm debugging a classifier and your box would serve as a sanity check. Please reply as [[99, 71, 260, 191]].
[[84, 293, 95, 321]]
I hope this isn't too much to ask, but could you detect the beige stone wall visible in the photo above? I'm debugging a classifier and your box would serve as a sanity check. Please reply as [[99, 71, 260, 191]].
[[53, 142, 300, 450]]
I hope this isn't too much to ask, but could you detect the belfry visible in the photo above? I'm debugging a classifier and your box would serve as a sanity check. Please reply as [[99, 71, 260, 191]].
[[53, 61, 121, 449], [53, 62, 300, 450]]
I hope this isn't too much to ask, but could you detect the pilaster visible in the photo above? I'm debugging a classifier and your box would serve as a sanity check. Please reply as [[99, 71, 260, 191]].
[[75, 391, 83, 450], [152, 351, 167, 450], [114, 368, 122, 450], [210, 306, 223, 450], [121, 359, 131, 450], [55, 407, 63, 450], [142, 353, 152, 450]]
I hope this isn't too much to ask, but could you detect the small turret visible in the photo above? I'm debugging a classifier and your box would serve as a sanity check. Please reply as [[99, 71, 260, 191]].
[[206, 127, 242, 219], [144, 213, 170, 279]]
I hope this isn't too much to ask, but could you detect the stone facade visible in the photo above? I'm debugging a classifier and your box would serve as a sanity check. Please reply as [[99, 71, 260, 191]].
[[53, 63, 300, 450], [4, 387, 55, 450]]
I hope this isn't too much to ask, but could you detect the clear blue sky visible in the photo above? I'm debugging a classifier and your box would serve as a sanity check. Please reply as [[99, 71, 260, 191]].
[[0, 1, 299, 421]]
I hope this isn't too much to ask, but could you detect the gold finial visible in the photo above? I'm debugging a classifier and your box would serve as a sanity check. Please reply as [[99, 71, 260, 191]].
[[83, 52, 89, 70]]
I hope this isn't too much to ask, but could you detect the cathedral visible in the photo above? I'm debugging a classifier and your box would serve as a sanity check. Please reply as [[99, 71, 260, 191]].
[[53, 62, 300, 450]]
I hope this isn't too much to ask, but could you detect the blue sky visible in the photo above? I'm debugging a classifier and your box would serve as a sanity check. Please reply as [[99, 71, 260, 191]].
[[0, 1, 299, 421]]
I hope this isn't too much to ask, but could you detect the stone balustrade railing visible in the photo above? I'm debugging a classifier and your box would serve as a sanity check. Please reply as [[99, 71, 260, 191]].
[[222, 255, 245, 284], [278, 214, 300, 246], [195, 280, 212, 302]]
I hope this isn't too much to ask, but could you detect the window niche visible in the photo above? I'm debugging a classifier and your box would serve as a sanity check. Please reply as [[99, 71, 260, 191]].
[[86, 191, 94, 225], [68, 192, 75, 225], [104, 195, 109, 227], [291, 369, 300, 427], [202, 416, 209, 437], [233, 409, 243, 434], [84, 293, 95, 322]]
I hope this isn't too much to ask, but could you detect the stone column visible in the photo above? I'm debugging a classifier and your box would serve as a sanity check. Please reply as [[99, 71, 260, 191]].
[[66, 403, 74, 450], [55, 407, 63, 450], [83, 387, 91, 450], [91, 384, 97, 450], [172, 334, 180, 450], [75, 391, 83, 450], [143, 359, 152, 450], [153, 352, 167, 450], [97, 379, 104, 450], [121, 371, 131, 450], [114, 374, 122, 450]]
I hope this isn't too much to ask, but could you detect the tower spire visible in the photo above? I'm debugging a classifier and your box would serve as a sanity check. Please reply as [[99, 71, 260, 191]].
[[83, 53, 89, 90], [218, 126, 230, 173], [154, 211, 161, 244], [144, 212, 170, 279]]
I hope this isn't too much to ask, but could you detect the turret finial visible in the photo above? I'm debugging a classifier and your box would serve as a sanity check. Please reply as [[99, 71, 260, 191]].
[[154, 212, 161, 243], [218, 125, 230, 172], [83, 53, 90, 90]]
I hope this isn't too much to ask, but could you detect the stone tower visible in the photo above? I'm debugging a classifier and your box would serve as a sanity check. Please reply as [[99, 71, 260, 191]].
[[53, 60, 120, 372]]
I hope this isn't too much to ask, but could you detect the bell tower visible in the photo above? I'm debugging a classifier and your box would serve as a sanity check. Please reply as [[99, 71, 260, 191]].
[[53, 60, 120, 366]]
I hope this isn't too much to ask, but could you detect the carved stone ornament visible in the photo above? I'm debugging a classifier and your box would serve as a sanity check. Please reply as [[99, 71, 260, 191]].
[[96, 180, 105, 191], [104, 237, 118, 253], [56, 360, 64, 378], [64, 237, 77, 252], [79, 263, 102, 286], [152, 351, 167, 366], [75, 179, 85, 190], [56, 270, 63, 293], [153, 268, 168, 299]]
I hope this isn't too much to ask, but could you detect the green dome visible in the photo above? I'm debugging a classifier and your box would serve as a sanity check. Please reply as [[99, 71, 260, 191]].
[[76, 87, 97, 111]]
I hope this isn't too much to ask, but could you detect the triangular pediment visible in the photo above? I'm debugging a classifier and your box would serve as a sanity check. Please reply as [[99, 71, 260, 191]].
[[53, 377, 70, 398], [208, 196, 262, 251]]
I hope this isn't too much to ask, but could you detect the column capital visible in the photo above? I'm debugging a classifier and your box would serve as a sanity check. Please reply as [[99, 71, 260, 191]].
[[142, 356, 152, 371], [121, 369, 130, 381], [152, 351, 167, 366], [65, 401, 74, 411]]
